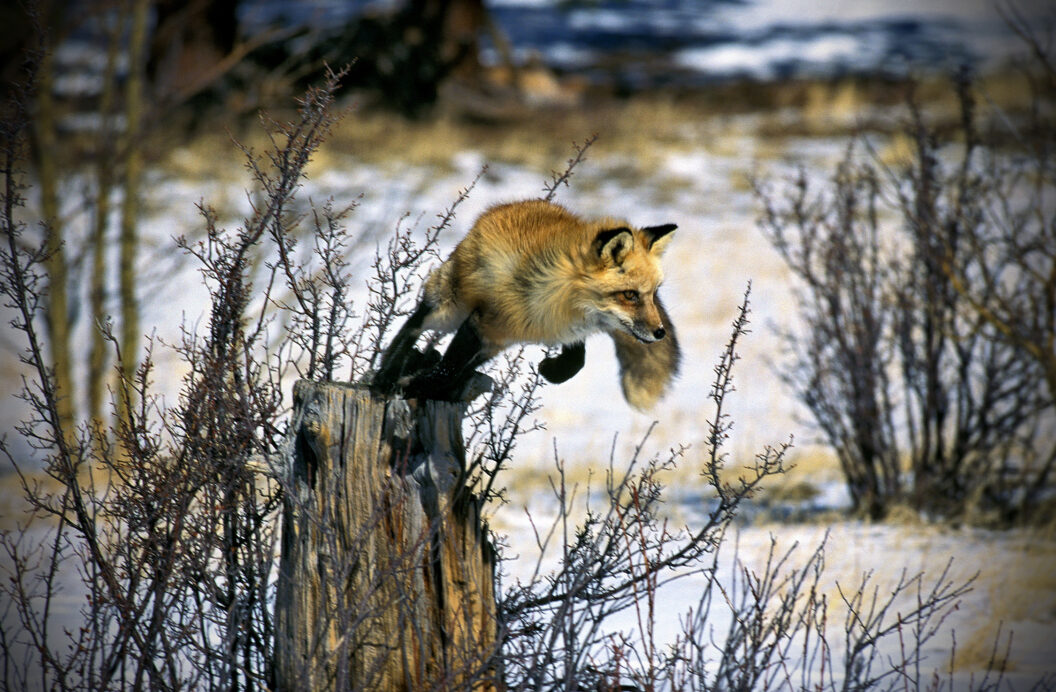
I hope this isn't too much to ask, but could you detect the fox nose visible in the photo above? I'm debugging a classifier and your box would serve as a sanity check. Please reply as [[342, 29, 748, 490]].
[[653, 327, 666, 340]]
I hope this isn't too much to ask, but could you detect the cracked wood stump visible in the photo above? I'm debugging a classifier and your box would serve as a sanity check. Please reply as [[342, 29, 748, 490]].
[[274, 381, 497, 691]]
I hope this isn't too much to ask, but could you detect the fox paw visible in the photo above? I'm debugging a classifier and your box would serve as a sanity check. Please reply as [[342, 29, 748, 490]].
[[404, 371, 493, 402], [371, 347, 441, 395], [538, 342, 585, 384]]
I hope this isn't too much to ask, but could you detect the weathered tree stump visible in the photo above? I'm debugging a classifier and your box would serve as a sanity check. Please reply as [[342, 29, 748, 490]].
[[274, 381, 498, 691]]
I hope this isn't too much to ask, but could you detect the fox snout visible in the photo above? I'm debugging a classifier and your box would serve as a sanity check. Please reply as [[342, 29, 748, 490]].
[[629, 319, 666, 343], [637, 298, 668, 342], [611, 294, 668, 344]]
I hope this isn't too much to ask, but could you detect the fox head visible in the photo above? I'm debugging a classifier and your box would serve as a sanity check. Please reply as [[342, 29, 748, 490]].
[[588, 223, 677, 343]]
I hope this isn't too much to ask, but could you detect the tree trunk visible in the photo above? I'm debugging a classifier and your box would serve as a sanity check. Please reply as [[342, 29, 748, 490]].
[[34, 39, 76, 444], [87, 12, 122, 438], [274, 381, 498, 691], [117, 0, 149, 431]]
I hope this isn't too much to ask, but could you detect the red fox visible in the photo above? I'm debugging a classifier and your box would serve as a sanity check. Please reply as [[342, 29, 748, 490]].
[[373, 199, 680, 409]]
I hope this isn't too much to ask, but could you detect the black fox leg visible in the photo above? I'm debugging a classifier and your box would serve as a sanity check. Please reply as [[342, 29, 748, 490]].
[[373, 300, 433, 392], [406, 316, 489, 401], [538, 342, 585, 384]]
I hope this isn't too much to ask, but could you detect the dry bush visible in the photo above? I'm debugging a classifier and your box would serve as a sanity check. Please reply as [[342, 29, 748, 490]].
[[753, 41, 1055, 523]]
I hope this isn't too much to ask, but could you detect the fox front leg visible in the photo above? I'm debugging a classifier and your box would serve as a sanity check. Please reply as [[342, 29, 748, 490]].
[[405, 315, 493, 401], [373, 300, 434, 393], [538, 342, 585, 384]]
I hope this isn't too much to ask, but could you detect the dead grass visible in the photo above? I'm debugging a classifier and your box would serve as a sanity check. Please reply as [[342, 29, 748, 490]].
[[953, 533, 1056, 673], [151, 63, 1042, 206], [320, 94, 707, 175], [493, 438, 843, 526]]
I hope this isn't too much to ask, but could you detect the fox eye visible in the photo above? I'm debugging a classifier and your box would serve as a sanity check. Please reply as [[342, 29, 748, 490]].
[[620, 290, 640, 303]]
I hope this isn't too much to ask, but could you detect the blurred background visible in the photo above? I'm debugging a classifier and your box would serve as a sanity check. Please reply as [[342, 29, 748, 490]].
[[6, 0, 1035, 121]]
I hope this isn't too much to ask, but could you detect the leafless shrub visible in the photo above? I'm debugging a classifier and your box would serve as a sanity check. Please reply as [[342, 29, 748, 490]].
[[270, 197, 359, 382], [495, 287, 790, 691], [661, 534, 987, 692], [543, 134, 599, 202], [753, 53, 1055, 522], [0, 65, 346, 690]]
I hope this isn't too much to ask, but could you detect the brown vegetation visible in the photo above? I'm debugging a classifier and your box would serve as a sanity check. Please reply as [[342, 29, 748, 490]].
[[752, 59, 1055, 523]]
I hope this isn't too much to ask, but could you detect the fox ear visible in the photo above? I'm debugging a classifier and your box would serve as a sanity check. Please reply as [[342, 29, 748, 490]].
[[641, 223, 677, 254], [594, 227, 634, 266]]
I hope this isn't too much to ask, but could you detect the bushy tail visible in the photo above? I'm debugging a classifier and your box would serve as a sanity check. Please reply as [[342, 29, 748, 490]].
[[611, 296, 681, 410]]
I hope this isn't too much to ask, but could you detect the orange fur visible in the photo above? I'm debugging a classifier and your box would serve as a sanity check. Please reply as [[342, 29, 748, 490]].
[[391, 199, 681, 409]]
